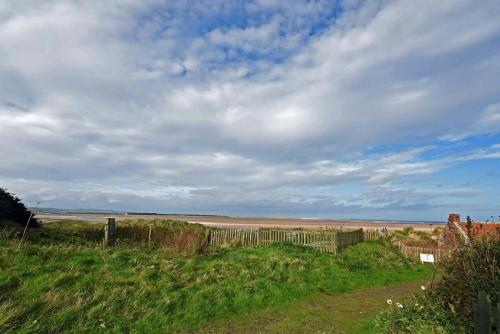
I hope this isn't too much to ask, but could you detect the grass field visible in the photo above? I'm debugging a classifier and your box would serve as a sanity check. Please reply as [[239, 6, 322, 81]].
[[197, 280, 427, 334], [0, 220, 433, 333]]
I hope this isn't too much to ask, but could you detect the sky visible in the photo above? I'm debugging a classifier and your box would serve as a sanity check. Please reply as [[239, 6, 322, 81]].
[[1, 0, 499, 221]]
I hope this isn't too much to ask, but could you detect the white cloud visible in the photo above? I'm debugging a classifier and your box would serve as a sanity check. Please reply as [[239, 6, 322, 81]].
[[1, 0, 499, 219]]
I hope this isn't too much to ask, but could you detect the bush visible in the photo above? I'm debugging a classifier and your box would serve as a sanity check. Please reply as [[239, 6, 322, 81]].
[[374, 289, 469, 333], [431, 237, 499, 317], [374, 237, 500, 333], [0, 188, 39, 228]]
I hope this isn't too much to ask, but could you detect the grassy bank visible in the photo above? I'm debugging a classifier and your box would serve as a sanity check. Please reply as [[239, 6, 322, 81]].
[[9, 219, 209, 251], [197, 281, 428, 334], [0, 222, 432, 333]]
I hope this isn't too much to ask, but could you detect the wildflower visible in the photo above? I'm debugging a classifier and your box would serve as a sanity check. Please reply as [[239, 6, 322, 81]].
[[415, 303, 419, 306], [387, 299, 393, 305], [396, 302, 403, 308], [420, 285, 426, 290]]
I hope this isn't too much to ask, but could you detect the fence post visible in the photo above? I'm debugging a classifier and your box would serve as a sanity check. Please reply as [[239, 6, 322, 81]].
[[148, 225, 152, 246], [473, 291, 492, 334], [104, 217, 116, 246], [103, 225, 108, 247]]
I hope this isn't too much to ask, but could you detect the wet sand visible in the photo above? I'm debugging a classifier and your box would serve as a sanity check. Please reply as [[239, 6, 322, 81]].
[[36, 213, 445, 231]]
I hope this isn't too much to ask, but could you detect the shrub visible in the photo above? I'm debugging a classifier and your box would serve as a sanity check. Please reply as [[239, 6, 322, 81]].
[[431, 237, 499, 318], [0, 188, 39, 228], [374, 237, 500, 333], [374, 292, 469, 334]]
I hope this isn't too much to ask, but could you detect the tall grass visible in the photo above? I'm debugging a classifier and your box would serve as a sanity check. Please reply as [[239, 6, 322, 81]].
[[2, 219, 210, 254], [114, 219, 209, 254], [0, 234, 432, 333]]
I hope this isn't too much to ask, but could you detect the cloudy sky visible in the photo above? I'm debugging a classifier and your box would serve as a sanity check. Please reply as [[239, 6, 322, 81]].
[[1, 0, 499, 221]]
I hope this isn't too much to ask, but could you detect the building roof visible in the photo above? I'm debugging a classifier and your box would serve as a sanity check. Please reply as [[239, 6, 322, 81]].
[[459, 223, 500, 239]]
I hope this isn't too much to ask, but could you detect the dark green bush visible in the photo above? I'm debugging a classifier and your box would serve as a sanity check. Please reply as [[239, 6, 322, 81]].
[[0, 188, 39, 228]]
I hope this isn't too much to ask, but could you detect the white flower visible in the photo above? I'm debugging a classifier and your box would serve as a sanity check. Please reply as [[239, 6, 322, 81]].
[[387, 299, 393, 305], [421, 285, 426, 290], [396, 303, 403, 308]]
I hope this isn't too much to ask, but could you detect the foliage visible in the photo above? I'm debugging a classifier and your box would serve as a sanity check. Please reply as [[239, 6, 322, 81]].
[[0, 187, 39, 228], [0, 233, 431, 333], [335, 240, 413, 273], [390, 226, 441, 247], [11, 219, 210, 255], [374, 290, 469, 334], [373, 237, 500, 333], [115, 219, 209, 254], [431, 237, 499, 317], [392, 227, 415, 242]]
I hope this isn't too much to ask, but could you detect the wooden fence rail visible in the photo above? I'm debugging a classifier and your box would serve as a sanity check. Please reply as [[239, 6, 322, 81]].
[[208, 227, 364, 254]]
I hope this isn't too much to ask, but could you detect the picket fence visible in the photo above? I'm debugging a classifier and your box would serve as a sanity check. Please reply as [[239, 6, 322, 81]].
[[362, 228, 386, 241], [361, 229, 454, 263], [396, 242, 453, 263], [208, 227, 364, 253]]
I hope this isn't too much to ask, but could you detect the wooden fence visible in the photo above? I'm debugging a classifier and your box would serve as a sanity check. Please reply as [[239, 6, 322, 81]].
[[362, 229, 455, 263], [208, 227, 364, 254], [396, 242, 453, 263], [362, 228, 386, 241], [473, 291, 499, 334]]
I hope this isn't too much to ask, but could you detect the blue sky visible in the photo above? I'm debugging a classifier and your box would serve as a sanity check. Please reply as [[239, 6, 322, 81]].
[[0, 0, 499, 221]]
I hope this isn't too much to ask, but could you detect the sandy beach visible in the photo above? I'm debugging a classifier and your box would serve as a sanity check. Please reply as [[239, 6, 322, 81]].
[[36, 213, 445, 231]]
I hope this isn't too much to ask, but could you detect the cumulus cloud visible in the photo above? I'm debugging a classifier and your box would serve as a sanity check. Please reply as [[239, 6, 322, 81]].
[[1, 0, 499, 219]]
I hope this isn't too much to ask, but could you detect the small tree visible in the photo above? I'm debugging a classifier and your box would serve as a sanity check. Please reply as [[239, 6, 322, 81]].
[[0, 188, 39, 227]]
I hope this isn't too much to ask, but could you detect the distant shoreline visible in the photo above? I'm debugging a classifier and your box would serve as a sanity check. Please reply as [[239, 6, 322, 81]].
[[36, 212, 445, 231]]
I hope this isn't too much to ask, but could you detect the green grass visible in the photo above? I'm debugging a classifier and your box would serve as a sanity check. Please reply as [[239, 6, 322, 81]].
[[197, 280, 427, 334], [0, 223, 433, 333]]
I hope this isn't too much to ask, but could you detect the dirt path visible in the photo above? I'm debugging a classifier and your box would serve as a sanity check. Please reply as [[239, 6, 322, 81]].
[[191, 280, 427, 334]]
